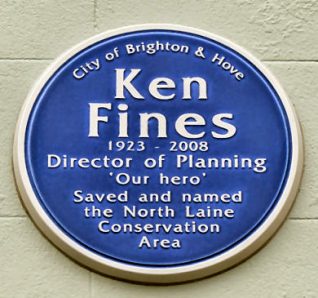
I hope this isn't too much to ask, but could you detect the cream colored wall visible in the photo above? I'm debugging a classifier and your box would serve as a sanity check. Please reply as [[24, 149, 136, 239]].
[[0, 1, 317, 297]]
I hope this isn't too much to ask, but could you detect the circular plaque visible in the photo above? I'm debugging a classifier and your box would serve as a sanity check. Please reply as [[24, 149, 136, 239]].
[[14, 25, 303, 283]]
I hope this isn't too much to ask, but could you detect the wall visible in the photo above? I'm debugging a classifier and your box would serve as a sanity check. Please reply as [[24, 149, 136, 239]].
[[0, 1, 317, 297]]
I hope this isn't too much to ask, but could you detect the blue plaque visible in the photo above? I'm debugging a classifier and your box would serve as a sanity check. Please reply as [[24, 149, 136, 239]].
[[14, 25, 303, 283]]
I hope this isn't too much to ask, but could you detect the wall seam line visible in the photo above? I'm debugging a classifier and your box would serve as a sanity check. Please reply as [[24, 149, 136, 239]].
[[0, 58, 52, 61], [89, 271, 93, 298], [93, 0, 98, 32], [0, 58, 317, 63]]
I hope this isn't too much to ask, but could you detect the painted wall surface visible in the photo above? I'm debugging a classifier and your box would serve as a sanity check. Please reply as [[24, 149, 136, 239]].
[[0, 1, 317, 297]]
